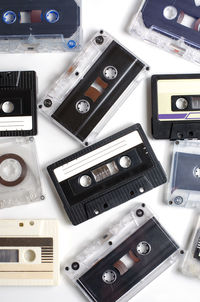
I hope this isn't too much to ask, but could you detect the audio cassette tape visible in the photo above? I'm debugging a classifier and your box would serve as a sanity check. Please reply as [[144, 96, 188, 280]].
[[65, 203, 182, 302], [181, 214, 200, 279], [0, 0, 81, 53], [0, 137, 43, 209], [168, 140, 200, 208], [0, 219, 58, 286], [47, 124, 167, 225], [152, 74, 200, 140], [39, 30, 149, 145], [0, 71, 37, 137], [129, 0, 200, 65]]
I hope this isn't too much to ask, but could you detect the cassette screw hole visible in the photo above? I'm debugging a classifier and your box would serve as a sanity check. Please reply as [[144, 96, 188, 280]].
[[104, 203, 108, 208], [71, 262, 79, 270], [76, 100, 90, 114], [24, 249, 36, 262], [75, 72, 79, 76], [103, 66, 118, 80], [44, 99, 52, 108], [142, 203, 145, 207], [94, 209, 99, 215], [137, 241, 151, 255], [79, 175, 92, 187], [1, 101, 14, 113], [102, 270, 117, 284], [130, 191, 134, 196], [29, 221, 34, 226], [163, 6, 178, 20], [95, 35, 104, 45], [119, 156, 132, 168], [108, 241, 112, 245], [177, 132, 183, 139], [100, 30, 104, 34], [136, 209, 144, 217], [19, 222, 24, 227], [40, 195, 45, 200], [180, 250, 184, 255], [176, 98, 188, 110], [65, 266, 69, 271], [146, 66, 150, 71], [85, 142, 89, 146], [38, 104, 42, 109], [175, 141, 179, 145], [189, 131, 194, 137], [169, 201, 173, 205], [139, 187, 144, 193], [174, 196, 183, 205]]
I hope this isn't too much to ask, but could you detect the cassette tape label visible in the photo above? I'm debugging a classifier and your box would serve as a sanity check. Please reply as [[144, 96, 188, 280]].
[[65, 204, 181, 301], [48, 124, 167, 225]]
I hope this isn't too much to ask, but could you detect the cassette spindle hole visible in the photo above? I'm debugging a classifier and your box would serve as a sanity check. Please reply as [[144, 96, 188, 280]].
[[24, 249, 36, 262], [163, 6, 178, 20], [46, 10, 59, 23], [103, 66, 118, 80], [76, 100, 90, 114], [3, 11, 17, 24], [102, 270, 117, 284], [79, 175, 92, 187], [1, 101, 14, 113], [176, 98, 188, 110], [119, 156, 132, 168], [136, 242, 151, 255], [95, 35, 104, 45], [194, 167, 200, 178], [0, 158, 22, 182]]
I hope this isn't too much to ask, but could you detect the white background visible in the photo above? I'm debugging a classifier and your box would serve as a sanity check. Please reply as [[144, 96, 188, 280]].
[[1, 0, 200, 301]]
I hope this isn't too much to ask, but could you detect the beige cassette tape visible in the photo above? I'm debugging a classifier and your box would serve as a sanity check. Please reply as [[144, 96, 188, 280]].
[[0, 220, 59, 286]]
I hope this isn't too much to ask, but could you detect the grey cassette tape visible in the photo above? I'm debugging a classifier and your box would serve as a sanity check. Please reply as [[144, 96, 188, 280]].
[[168, 140, 200, 208], [0, 219, 59, 286], [65, 203, 182, 302], [0, 137, 43, 209], [181, 214, 200, 279]]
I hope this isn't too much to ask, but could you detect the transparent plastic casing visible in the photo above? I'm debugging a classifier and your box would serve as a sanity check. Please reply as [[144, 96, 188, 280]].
[[65, 203, 181, 302], [181, 214, 200, 279], [129, 0, 200, 65], [168, 140, 200, 208], [39, 30, 149, 145], [0, 0, 82, 53], [0, 137, 43, 209]]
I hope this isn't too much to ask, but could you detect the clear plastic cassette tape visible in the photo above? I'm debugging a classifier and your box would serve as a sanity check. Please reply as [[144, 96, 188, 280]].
[[65, 203, 181, 302], [129, 0, 200, 65], [168, 140, 200, 208], [0, 219, 59, 286], [0, 0, 81, 53], [0, 137, 43, 209], [39, 30, 149, 145], [181, 214, 200, 279]]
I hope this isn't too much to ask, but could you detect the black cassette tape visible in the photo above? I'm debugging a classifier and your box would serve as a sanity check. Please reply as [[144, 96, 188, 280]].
[[0, 0, 81, 52], [65, 204, 182, 301], [39, 31, 148, 145], [152, 74, 200, 140], [47, 124, 167, 225], [0, 71, 37, 136]]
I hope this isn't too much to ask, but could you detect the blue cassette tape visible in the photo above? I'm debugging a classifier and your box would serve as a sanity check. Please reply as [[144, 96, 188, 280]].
[[129, 0, 200, 64]]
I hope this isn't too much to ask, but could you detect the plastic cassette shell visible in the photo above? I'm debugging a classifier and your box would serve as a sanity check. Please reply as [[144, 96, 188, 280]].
[[0, 137, 43, 209], [65, 203, 181, 302], [47, 124, 167, 225], [0, 71, 37, 136], [168, 140, 200, 208], [0, 219, 59, 286], [151, 74, 200, 140], [181, 214, 200, 279], [39, 31, 149, 145], [0, 0, 81, 53], [129, 0, 200, 65]]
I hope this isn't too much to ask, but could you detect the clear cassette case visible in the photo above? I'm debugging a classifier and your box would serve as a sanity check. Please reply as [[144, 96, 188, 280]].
[[168, 140, 200, 208], [129, 0, 200, 65], [39, 30, 149, 145], [64, 203, 181, 302], [0, 137, 43, 209], [181, 214, 200, 279], [0, 0, 82, 53]]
